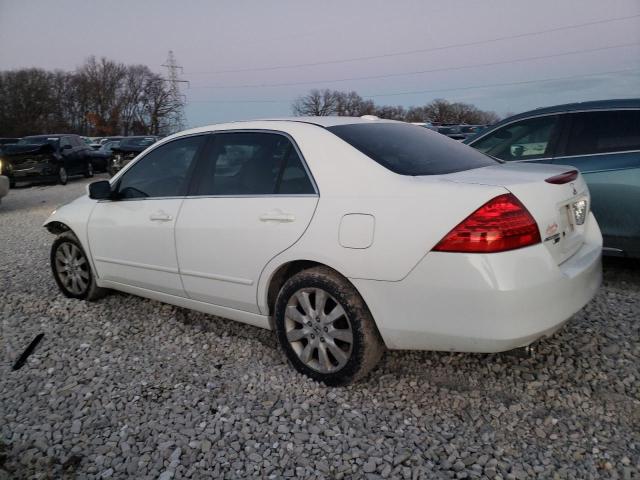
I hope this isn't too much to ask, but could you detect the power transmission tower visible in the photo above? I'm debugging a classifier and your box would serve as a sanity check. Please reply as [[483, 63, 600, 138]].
[[161, 50, 188, 133]]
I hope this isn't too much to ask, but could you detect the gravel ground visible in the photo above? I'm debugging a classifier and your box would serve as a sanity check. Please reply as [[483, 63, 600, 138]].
[[0, 177, 639, 480]]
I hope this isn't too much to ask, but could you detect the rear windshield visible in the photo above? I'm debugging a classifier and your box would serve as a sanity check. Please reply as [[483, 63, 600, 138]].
[[119, 137, 157, 148], [327, 122, 497, 175]]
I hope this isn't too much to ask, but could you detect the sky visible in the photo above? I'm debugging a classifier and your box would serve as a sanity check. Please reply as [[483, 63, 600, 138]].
[[1, 0, 639, 128]]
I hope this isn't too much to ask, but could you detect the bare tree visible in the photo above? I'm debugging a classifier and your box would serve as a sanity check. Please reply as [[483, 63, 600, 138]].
[[0, 57, 186, 137], [375, 105, 407, 121], [290, 90, 501, 125], [335, 91, 376, 117], [292, 89, 341, 116]]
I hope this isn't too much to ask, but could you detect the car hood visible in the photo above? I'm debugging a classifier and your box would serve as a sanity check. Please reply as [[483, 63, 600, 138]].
[[2, 144, 54, 156]]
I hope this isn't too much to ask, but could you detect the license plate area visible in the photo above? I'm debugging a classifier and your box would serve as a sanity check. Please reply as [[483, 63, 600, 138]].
[[555, 195, 588, 256]]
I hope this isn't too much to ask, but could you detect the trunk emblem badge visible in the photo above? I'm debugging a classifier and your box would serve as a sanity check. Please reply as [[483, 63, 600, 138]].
[[545, 223, 558, 236]]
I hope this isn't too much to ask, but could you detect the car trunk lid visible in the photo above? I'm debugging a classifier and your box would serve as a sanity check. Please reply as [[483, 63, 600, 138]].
[[441, 163, 590, 265]]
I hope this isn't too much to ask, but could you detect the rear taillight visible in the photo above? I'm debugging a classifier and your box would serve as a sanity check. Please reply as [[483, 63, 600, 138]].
[[433, 193, 541, 253], [545, 170, 578, 184]]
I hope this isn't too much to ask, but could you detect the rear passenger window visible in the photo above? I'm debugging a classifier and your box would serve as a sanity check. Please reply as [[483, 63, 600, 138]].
[[195, 132, 315, 195], [565, 110, 640, 156]]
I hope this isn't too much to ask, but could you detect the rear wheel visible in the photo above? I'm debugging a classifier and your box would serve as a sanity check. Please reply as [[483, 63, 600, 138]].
[[51, 232, 107, 301], [58, 166, 68, 185], [274, 266, 384, 386]]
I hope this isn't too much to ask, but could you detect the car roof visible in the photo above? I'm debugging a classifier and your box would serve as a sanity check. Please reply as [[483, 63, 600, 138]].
[[259, 116, 398, 127], [498, 98, 640, 123], [23, 134, 76, 138]]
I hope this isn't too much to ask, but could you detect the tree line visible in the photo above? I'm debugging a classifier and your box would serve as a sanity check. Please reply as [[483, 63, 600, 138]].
[[292, 89, 501, 125], [0, 57, 184, 138]]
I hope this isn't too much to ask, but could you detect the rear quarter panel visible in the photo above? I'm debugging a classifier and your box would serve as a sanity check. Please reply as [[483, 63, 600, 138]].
[[256, 123, 506, 313]]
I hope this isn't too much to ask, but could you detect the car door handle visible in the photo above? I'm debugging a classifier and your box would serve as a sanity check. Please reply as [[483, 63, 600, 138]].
[[149, 211, 173, 222], [259, 211, 295, 223]]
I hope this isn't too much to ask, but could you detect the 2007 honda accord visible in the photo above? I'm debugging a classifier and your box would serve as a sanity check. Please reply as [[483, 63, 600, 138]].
[[44, 117, 602, 385]]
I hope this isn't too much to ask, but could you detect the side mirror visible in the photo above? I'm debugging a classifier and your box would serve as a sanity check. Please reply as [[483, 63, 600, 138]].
[[88, 180, 113, 200], [62, 144, 73, 150]]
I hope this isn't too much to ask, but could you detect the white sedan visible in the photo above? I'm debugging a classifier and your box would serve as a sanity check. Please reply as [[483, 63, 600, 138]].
[[44, 117, 602, 385]]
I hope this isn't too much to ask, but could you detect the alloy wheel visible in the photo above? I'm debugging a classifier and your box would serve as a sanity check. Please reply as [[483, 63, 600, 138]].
[[54, 242, 90, 295], [284, 288, 354, 373]]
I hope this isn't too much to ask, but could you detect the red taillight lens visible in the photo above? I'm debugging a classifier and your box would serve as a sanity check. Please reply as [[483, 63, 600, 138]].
[[433, 193, 541, 253]]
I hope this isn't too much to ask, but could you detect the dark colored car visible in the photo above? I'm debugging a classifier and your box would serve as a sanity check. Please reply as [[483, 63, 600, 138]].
[[0, 138, 20, 146], [87, 140, 120, 173], [436, 125, 466, 141], [110, 136, 159, 175], [466, 98, 640, 258], [100, 136, 124, 145], [459, 125, 487, 140], [0, 134, 94, 186]]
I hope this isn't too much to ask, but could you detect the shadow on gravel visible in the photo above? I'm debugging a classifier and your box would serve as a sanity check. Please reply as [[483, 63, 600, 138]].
[[602, 256, 640, 285]]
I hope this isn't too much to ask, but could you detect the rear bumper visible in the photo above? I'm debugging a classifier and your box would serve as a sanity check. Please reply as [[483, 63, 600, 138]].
[[352, 212, 603, 352], [0, 176, 8, 198]]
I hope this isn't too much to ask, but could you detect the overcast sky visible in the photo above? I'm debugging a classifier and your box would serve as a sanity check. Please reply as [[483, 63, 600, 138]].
[[1, 0, 639, 127]]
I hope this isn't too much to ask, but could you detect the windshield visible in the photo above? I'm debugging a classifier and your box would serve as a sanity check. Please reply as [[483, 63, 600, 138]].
[[327, 122, 497, 176], [18, 136, 59, 146], [119, 137, 157, 149]]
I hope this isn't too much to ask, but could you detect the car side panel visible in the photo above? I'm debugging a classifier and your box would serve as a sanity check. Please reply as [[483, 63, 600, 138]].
[[553, 152, 640, 256]]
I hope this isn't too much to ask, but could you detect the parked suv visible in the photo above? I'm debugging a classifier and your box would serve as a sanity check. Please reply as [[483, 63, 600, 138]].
[[466, 99, 640, 258], [1, 134, 94, 186], [110, 136, 159, 175]]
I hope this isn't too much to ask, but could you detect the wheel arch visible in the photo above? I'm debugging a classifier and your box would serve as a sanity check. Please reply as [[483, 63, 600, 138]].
[[44, 220, 72, 235], [262, 259, 379, 336]]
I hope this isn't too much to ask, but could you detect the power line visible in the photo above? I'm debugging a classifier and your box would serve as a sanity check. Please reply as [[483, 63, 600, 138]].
[[185, 68, 639, 104], [187, 14, 640, 75], [362, 68, 640, 98], [189, 42, 640, 89]]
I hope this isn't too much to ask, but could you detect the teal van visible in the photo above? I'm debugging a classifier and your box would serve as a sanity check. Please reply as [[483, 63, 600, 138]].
[[466, 99, 640, 258]]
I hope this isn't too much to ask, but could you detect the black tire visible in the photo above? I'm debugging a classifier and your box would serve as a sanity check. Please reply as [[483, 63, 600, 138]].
[[274, 266, 385, 386], [58, 166, 68, 185], [84, 161, 94, 178], [50, 231, 108, 301]]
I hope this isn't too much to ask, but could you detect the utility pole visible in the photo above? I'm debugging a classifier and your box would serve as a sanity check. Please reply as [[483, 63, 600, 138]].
[[161, 50, 188, 133]]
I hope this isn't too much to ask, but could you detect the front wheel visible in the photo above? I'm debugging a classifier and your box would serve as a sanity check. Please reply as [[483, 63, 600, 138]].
[[58, 166, 68, 185], [51, 232, 108, 301], [84, 161, 94, 178], [274, 266, 385, 386]]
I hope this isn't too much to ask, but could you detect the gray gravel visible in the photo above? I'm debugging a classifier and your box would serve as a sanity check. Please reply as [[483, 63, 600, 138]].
[[1, 177, 639, 479]]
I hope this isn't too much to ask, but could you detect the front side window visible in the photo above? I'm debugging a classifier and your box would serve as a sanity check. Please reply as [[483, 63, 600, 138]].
[[194, 132, 315, 195], [116, 136, 203, 199], [564, 110, 640, 156], [471, 115, 559, 161]]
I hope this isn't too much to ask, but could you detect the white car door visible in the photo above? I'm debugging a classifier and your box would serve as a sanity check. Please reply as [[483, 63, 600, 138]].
[[88, 135, 205, 296], [175, 131, 319, 313]]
